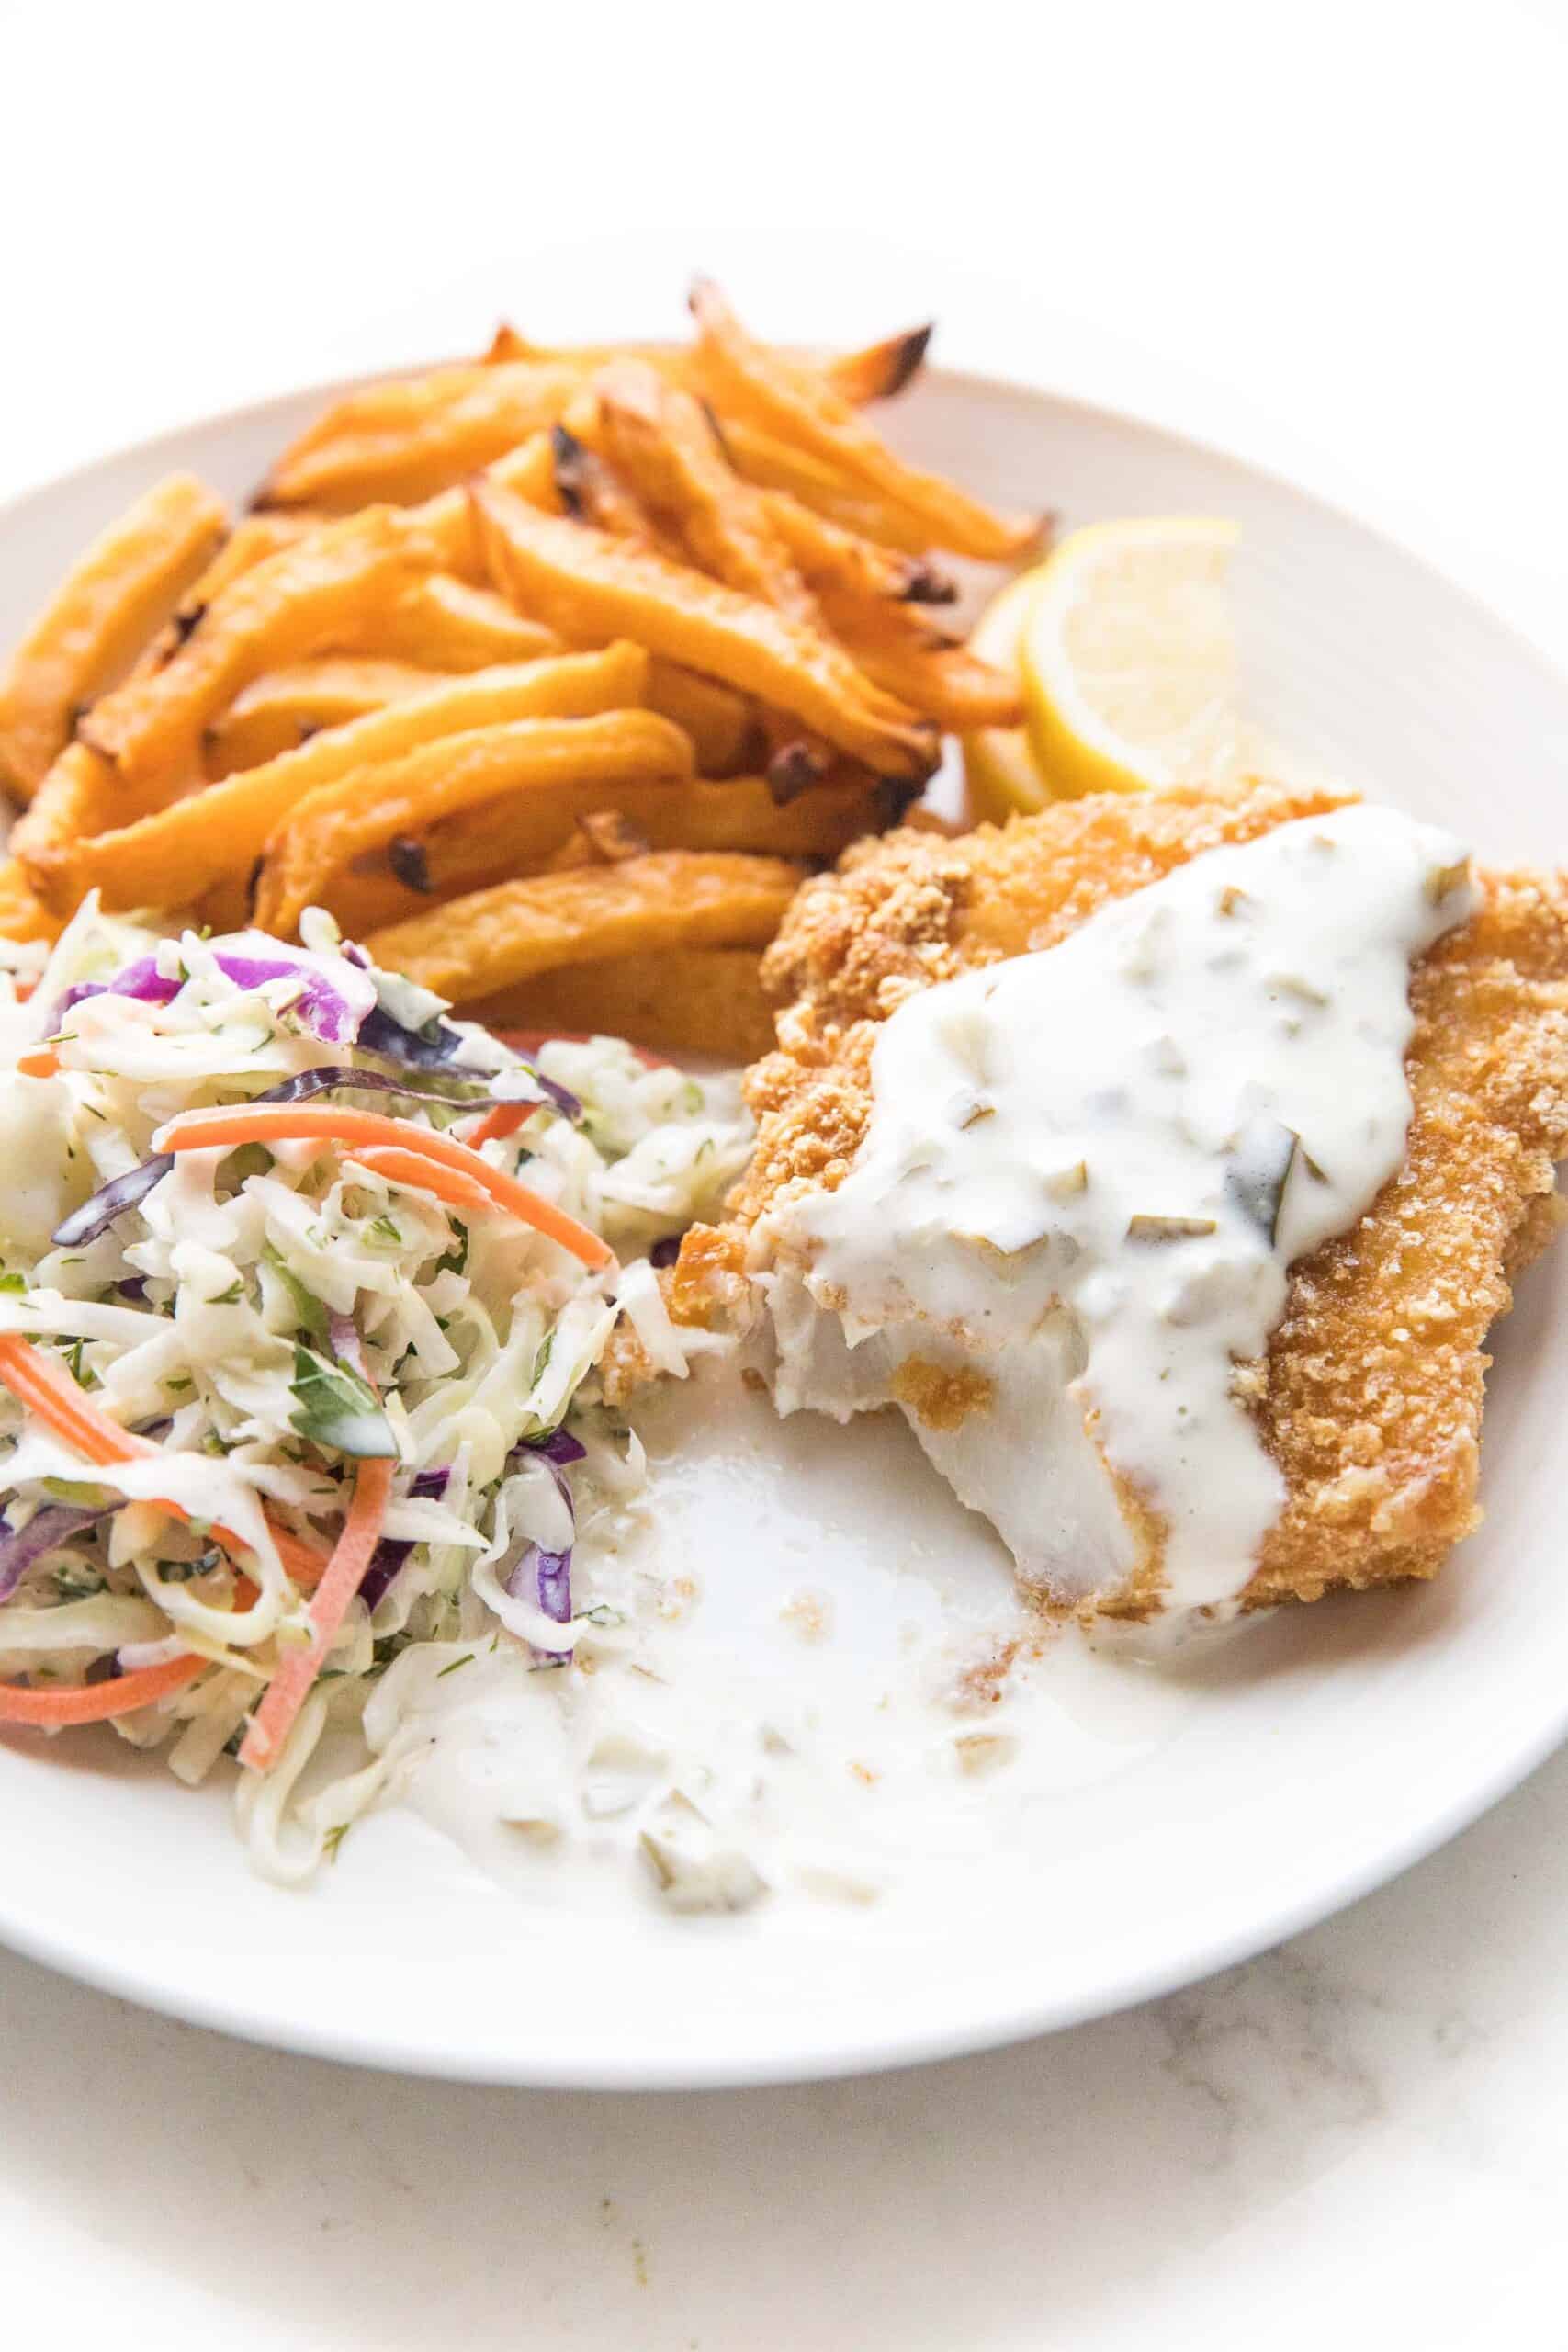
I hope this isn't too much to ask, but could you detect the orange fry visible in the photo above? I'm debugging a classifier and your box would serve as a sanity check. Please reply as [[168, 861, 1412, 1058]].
[[689, 278, 1042, 560], [549, 421, 686, 560], [204, 658, 459, 775], [822, 322, 932, 405], [307, 768, 908, 938], [814, 591, 1025, 730], [0, 474, 226, 801], [364, 849, 803, 1004], [78, 506, 435, 793], [9, 742, 133, 915], [589, 361, 821, 627], [471, 482, 935, 780], [644, 661, 760, 776], [253, 707, 693, 936], [375, 574, 559, 670], [0, 856, 62, 946], [260, 362, 587, 511], [63, 645, 649, 918], [763, 493, 956, 606]]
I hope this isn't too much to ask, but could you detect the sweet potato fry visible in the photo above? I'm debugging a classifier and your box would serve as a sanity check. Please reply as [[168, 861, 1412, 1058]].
[[253, 708, 693, 936], [9, 743, 133, 913], [481, 324, 531, 365], [562, 808, 653, 865], [259, 363, 586, 511], [310, 768, 902, 937], [839, 636, 1026, 731], [689, 280, 1042, 560], [179, 513, 318, 616], [0, 474, 227, 801], [375, 575, 560, 670], [823, 323, 932, 405], [758, 711, 835, 799], [763, 493, 955, 605], [0, 856, 62, 946], [589, 362, 822, 627], [473, 326, 922, 413], [583, 378, 1010, 725], [488, 432, 563, 508], [644, 661, 761, 775], [62, 646, 649, 916], [719, 417, 936, 555], [812, 589, 1025, 730], [204, 659, 458, 775], [364, 850, 804, 1004], [412, 431, 562, 578], [548, 422, 686, 559], [77, 506, 436, 794], [465, 945, 777, 1062], [471, 483, 936, 779]]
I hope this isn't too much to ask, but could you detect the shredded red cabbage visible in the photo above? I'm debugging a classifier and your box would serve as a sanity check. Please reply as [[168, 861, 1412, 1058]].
[[358, 1004, 464, 1069], [51, 1156, 175, 1250], [51, 955, 580, 1123], [359, 1003, 581, 1121], [534, 1546, 572, 1627], [357, 1465, 451, 1613], [209, 954, 360, 1043], [327, 1309, 368, 1383], [505, 1443, 579, 1654], [522, 1068, 580, 1124], [53, 952, 360, 1045], [0, 1501, 115, 1606], [518, 1429, 587, 1467]]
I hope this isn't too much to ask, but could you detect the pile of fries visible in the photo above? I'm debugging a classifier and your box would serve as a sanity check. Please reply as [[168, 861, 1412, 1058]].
[[0, 283, 1040, 1057]]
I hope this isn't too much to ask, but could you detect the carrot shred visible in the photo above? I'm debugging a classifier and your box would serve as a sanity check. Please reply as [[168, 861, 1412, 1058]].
[[157, 1102, 614, 1270], [16, 1049, 60, 1079], [238, 1455, 394, 1772], [0, 1332, 135, 1466], [0, 1653, 209, 1728], [353, 1141, 491, 1211], [460, 1102, 536, 1148], [0, 1332, 324, 1590]]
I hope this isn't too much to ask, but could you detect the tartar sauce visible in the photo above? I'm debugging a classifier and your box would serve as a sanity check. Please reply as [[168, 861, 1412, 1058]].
[[760, 806, 1475, 1615]]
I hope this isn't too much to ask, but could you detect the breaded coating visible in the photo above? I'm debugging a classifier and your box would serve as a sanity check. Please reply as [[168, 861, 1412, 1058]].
[[684, 781, 1568, 1610]]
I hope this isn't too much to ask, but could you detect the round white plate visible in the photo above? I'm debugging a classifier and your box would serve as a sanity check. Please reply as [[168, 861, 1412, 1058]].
[[2, 368, 1566, 2090]]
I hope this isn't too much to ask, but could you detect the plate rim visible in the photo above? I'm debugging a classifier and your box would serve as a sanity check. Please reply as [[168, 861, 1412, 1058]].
[[3, 359, 1567, 2090]]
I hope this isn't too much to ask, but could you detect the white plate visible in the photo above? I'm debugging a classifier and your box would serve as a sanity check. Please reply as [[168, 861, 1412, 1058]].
[[2, 368, 1566, 2090]]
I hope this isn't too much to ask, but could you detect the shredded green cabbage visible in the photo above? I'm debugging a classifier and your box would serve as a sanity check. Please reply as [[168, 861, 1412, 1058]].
[[0, 896, 750, 1879]]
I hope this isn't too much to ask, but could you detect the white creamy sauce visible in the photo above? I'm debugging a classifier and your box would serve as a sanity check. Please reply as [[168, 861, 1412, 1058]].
[[760, 806, 1474, 1614], [373, 1361, 1201, 1919]]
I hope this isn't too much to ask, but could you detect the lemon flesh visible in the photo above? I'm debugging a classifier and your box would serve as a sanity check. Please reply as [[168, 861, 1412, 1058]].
[[962, 566, 1052, 821], [1020, 517, 1244, 798]]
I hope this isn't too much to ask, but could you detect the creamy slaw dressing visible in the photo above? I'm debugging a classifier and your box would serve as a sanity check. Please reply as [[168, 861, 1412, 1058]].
[[369, 1359, 1202, 1918], [0, 901, 753, 1883], [760, 807, 1473, 1614]]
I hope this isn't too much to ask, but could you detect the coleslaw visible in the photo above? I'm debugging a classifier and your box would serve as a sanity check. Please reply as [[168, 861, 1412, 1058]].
[[0, 893, 750, 1878]]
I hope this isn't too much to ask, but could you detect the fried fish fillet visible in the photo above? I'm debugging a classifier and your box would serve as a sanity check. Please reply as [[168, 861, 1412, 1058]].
[[675, 781, 1568, 1612]]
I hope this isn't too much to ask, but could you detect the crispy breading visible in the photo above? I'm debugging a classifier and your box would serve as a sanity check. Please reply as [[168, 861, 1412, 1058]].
[[695, 780, 1568, 1611]]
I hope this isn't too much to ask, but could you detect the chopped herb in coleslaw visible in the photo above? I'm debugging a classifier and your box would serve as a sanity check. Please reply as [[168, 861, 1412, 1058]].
[[0, 895, 750, 1878]]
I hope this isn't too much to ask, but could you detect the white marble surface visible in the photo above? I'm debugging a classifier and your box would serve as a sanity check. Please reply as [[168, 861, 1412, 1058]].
[[6, 1747, 1568, 2349], [3, 3, 1567, 2344]]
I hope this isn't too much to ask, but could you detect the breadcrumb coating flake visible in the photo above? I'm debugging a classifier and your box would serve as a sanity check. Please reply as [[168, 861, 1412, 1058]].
[[689, 781, 1568, 1612]]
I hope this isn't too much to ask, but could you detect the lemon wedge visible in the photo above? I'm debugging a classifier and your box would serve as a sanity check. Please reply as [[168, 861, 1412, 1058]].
[[1019, 516, 1244, 797], [961, 567, 1053, 820]]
